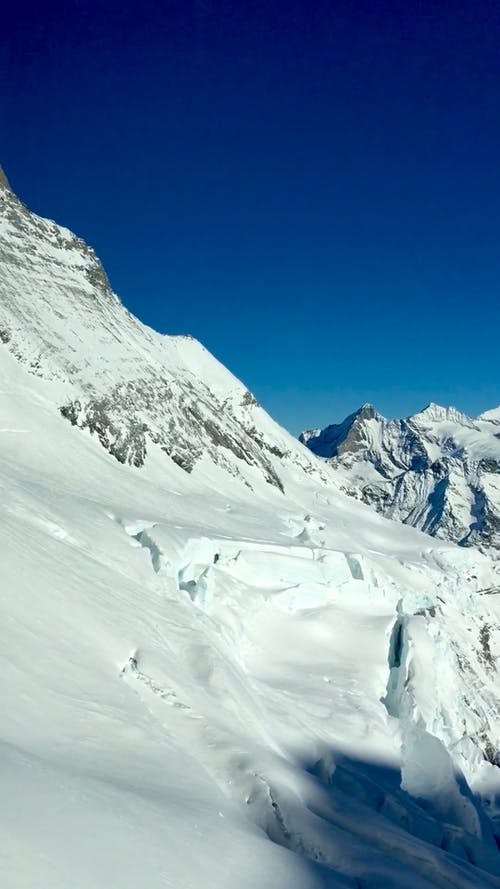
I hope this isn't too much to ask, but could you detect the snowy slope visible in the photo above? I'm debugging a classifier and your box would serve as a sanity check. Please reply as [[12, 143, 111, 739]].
[[2, 171, 500, 888], [0, 173, 328, 491], [480, 409, 500, 425], [301, 403, 500, 553]]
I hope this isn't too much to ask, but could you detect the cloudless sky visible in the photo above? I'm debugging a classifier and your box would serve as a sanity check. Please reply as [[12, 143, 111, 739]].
[[2, 0, 499, 433]]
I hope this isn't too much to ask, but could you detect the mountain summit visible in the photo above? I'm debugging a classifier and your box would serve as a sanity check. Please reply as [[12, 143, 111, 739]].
[[301, 403, 500, 551]]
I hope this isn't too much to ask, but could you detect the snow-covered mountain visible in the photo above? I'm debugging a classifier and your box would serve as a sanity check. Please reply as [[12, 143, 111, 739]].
[[0, 168, 333, 493], [301, 403, 500, 553], [2, 168, 500, 889]]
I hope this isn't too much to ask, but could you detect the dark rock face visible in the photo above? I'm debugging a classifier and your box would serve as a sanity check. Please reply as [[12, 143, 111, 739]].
[[60, 400, 148, 467]]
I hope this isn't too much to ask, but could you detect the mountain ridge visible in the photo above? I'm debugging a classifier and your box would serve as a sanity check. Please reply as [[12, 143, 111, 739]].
[[0, 171, 330, 492], [301, 402, 500, 552]]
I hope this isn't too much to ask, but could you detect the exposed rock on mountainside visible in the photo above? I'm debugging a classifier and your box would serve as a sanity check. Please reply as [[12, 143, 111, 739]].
[[0, 171, 327, 493], [301, 403, 500, 552]]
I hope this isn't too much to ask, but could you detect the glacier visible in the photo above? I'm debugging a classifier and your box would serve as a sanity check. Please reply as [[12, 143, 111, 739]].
[[2, 169, 500, 888]]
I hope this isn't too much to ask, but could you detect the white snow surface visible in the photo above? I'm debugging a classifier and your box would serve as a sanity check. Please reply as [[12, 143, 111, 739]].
[[2, 178, 500, 887], [479, 409, 500, 425]]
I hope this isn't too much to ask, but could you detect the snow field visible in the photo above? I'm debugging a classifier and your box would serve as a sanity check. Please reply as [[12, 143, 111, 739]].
[[2, 346, 500, 887]]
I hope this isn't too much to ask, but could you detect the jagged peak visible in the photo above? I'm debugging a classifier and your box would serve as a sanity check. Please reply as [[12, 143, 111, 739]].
[[337, 403, 383, 430], [336, 403, 380, 429], [355, 403, 379, 421], [412, 402, 472, 425], [299, 403, 382, 449]]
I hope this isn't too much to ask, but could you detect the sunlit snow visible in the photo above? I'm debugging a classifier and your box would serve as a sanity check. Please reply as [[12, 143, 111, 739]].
[[2, 175, 500, 888]]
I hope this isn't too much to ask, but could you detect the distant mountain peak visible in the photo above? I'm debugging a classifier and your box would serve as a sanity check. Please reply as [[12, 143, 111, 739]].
[[299, 403, 383, 460], [356, 402, 377, 418], [413, 402, 472, 425], [301, 401, 500, 551]]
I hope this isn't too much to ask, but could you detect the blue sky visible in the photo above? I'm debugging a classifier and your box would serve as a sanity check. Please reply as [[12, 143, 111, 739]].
[[2, 0, 499, 433]]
